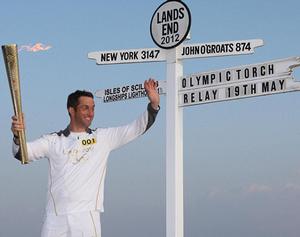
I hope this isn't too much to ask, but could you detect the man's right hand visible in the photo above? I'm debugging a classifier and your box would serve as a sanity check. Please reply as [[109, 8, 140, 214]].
[[11, 114, 25, 145]]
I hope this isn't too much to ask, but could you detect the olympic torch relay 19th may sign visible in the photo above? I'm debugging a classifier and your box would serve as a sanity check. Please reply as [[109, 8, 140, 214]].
[[179, 57, 300, 107], [150, 0, 191, 49]]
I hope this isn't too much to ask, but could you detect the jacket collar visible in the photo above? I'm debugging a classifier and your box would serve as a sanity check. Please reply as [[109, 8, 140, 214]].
[[60, 125, 92, 137]]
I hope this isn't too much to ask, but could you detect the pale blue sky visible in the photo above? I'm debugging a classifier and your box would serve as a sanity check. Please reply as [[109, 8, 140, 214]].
[[1, 1, 300, 237]]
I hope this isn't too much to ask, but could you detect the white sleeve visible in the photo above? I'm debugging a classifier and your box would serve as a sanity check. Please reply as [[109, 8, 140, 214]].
[[105, 104, 159, 151], [12, 135, 51, 162]]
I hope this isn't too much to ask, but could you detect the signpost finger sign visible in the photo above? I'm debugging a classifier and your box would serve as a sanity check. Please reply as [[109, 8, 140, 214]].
[[179, 57, 300, 106], [95, 80, 166, 103]]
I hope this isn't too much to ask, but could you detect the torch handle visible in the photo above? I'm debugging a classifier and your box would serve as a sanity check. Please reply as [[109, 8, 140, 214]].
[[2, 44, 29, 164]]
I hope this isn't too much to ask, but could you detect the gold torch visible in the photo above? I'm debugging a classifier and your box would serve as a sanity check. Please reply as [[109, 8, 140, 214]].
[[2, 44, 29, 164]]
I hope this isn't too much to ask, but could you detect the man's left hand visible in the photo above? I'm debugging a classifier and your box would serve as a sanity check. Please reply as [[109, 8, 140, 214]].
[[144, 78, 160, 110]]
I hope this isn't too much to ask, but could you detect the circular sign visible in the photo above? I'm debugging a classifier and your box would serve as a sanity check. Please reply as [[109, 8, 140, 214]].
[[150, 0, 191, 49]]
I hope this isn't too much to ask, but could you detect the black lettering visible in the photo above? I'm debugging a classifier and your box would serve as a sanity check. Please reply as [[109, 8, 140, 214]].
[[183, 94, 188, 104], [261, 66, 266, 76], [245, 42, 251, 51], [194, 46, 200, 55], [226, 87, 231, 98], [211, 74, 216, 84], [161, 11, 167, 22], [252, 67, 258, 78], [101, 52, 117, 62], [198, 92, 203, 101], [279, 79, 285, 90], [179, 7, 185, 19], [173, 22, 179, 34], [162, 22, 179, 35], [191, 93, 195, 103], [262, 81, 269, 92], [236, 69, 241, 79], [226, 71, 231, 81], [196, 76, 201, 85], [243, 84, 248, 95], [211, 45, 216, 54], [189, 77, 194, 87], [244, 68, 250, 78], [212, 90, 218, 99], [120, 52, 129, 60], [218, 72, 222, 83], [205, 91, 210, 100], [219, 44, 225, 53], [251, 84, 257, 94], [162, 23, 168, 36], [157, 12, 162, 24], [182, 78, 186, 88], [271, 81, 277, 91], [235, 86, 240, 96], [166, 10, 173, 21], [268, 64, 274, 75], [182, 46, 200, 56], [202, 75, 209, 85]]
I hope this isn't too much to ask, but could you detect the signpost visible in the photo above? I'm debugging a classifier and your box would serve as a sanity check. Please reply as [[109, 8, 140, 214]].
[[95, 80, 166, 103], [88, 1, 300, 237], [178, 39, 264, 59], [179, 75, 298, 106], [179, 57, 300, 106], [179, 57, 299, 90], [88, 47, 166, 65]]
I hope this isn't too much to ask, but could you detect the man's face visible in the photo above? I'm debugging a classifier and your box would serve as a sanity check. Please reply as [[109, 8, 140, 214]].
[[70, 96, 95, 129]]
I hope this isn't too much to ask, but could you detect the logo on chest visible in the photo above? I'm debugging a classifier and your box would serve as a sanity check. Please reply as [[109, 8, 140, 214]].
[[63, 137, 97, 165]]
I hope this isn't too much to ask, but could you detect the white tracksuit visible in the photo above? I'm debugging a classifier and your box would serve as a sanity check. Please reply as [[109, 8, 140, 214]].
[[13, 104, 159, 237]]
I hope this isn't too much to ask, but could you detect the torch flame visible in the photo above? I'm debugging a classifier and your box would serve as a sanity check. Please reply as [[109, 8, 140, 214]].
[[19, 43, 52, 52]]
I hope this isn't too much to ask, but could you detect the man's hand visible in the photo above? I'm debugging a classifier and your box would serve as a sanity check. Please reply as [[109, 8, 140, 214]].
[[144, 78, 160, 110], [11, 114, 25, 145]]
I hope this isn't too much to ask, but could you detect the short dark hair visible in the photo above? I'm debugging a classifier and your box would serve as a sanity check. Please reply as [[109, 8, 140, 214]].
[[67, 90, 94, 109]]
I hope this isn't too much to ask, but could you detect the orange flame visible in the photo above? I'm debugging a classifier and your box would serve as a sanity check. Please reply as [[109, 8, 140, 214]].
[[19, 43, 52, 52]]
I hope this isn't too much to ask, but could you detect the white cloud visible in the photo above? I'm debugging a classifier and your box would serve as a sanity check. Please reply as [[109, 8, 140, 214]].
[[245, 184, 272, 194], [207, 188, 225, 198], [284, 183, 300, 191]]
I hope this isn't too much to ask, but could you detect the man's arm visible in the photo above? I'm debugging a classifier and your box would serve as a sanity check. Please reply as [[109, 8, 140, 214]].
[[104, 78, 160, 151], [11, 114, 49, 162]]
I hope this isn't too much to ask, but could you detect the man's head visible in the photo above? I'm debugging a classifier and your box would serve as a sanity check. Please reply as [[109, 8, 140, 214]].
[[67, 90, 95, 132]]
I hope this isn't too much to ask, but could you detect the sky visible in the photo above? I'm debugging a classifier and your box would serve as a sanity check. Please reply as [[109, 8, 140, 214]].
[[1, 0, 300, 237]]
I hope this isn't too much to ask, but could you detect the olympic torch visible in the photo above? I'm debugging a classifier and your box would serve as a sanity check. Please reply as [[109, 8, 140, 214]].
[[2, 44, 29, 164]]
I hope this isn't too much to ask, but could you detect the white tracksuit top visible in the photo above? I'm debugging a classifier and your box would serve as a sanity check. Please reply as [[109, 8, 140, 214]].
[[13, 104, 159, 215]]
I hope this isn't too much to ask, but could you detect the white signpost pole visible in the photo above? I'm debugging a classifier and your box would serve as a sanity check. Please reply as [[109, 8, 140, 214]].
[[166, 47, 184, 237], [150, 1, 191, 236]]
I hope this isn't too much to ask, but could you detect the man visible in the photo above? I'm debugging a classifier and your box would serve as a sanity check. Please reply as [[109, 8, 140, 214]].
[[11, 78, 160, 237]]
